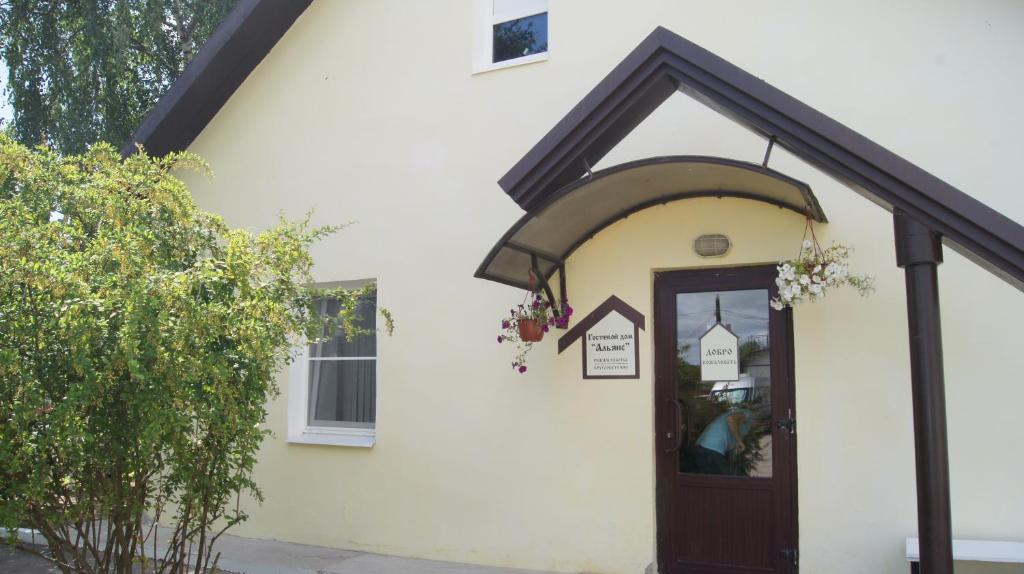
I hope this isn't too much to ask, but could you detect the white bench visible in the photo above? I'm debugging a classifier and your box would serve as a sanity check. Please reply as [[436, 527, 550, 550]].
[[906, 537, 1024, 572]]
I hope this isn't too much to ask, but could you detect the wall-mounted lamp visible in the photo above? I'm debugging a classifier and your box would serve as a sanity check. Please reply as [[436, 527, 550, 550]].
[[693, 234, 731, 257]]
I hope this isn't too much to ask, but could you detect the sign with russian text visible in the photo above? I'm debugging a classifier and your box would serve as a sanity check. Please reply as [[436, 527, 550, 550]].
[[584, 311, 637, 378], [699, 323, 739, 381], [557, 295, 645, 380]]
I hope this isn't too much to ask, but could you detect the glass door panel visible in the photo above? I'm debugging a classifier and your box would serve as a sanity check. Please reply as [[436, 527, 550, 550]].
[[675, 289, 772, 477]]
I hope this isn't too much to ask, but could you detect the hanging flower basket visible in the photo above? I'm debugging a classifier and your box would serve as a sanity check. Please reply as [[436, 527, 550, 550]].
[[771, 218, 875, 310], [518, 318, 545, 342], [497, 270, 573, 373]]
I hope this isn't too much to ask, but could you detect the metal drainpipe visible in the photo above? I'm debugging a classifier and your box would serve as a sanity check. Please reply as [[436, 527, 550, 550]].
[[893, 209, 954, 574]]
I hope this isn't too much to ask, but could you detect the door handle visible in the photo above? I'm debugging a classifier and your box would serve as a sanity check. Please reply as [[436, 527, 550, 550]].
[[780, 548, 799, 572], [775, 407, 796, 435], [665, 399, 683, 453]]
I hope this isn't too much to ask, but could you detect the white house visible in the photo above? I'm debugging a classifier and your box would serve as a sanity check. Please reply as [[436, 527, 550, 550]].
[[125, 1, 1024, 573]]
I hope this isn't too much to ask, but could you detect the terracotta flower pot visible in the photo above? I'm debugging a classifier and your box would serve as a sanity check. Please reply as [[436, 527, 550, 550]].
[[518, 319, 545, 342]]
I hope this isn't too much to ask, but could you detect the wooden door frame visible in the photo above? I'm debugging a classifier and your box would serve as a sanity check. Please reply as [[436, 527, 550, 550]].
[[653, 264, 799, 573]]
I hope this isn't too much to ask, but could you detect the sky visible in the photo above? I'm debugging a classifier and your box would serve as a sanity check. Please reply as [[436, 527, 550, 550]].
[[0, 59, 12, 125]]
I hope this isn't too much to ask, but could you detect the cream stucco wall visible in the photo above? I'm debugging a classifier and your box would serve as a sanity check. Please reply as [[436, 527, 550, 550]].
[[177, 1, 1024, 573]]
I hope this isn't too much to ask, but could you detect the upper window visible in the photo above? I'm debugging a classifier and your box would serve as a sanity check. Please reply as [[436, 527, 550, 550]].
[[473, 0, 548, 73]]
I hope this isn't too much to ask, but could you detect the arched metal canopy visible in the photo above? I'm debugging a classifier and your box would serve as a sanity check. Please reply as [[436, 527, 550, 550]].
[[475, 156, 825, 290]]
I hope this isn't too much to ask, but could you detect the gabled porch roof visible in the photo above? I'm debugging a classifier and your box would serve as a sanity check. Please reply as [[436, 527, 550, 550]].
[[496, 26, 1024, 291]]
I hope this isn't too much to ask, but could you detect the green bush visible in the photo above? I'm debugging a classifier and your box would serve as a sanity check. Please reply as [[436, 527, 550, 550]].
[[0, 136, 385, 573]]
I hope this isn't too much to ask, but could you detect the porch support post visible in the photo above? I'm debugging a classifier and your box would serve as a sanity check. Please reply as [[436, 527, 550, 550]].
[[893, 209, 953, 574]]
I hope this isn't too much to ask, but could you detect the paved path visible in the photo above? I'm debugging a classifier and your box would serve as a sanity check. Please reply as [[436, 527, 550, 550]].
[[189, 532, 558, 574], [1, 544, 60, 573], [7, 531, 560, 574]]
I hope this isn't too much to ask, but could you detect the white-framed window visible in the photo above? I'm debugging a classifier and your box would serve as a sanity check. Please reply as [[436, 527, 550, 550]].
[[287, 280, 378, 448], [472, 0, 549, 74]]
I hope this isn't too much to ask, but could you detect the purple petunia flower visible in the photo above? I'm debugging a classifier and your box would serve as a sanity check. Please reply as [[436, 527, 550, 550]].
[[541, 324, 549, 332], [501, 320, 510, 329], [518, 365, 527, 373], [497, 335, 503, 343]]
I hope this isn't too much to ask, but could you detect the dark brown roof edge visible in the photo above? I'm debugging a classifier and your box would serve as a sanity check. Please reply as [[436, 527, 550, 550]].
[[121, 0, 313, 158], [499, 26, 1024, 291]]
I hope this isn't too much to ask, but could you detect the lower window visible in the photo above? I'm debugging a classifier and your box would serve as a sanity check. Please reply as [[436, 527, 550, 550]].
[[307, 296, 377, 428], [287, 282, 379, 447]]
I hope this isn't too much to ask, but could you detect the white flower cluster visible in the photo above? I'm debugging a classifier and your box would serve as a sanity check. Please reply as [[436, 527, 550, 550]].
[[771, 240, 874, 310]]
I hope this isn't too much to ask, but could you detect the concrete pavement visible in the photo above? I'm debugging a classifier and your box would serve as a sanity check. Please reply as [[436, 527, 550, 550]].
[[10, 529, 560, 574], [1, 544, 60, 573]]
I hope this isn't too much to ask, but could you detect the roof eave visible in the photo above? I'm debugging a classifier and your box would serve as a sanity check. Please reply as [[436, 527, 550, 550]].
[[121, 0, 313, 158]]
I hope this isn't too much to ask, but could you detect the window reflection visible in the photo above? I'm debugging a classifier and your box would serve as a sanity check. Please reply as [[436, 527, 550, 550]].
[[675, 290, 773, 477], [493, 12, 548, 63]]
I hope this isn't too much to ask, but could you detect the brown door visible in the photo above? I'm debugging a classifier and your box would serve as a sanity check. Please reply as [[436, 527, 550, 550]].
[[655, 266, 798, 574]]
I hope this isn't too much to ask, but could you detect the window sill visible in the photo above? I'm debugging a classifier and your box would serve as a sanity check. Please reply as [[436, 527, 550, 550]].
[[287, 427, 375, 448], [473, 52, 548, 75]]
